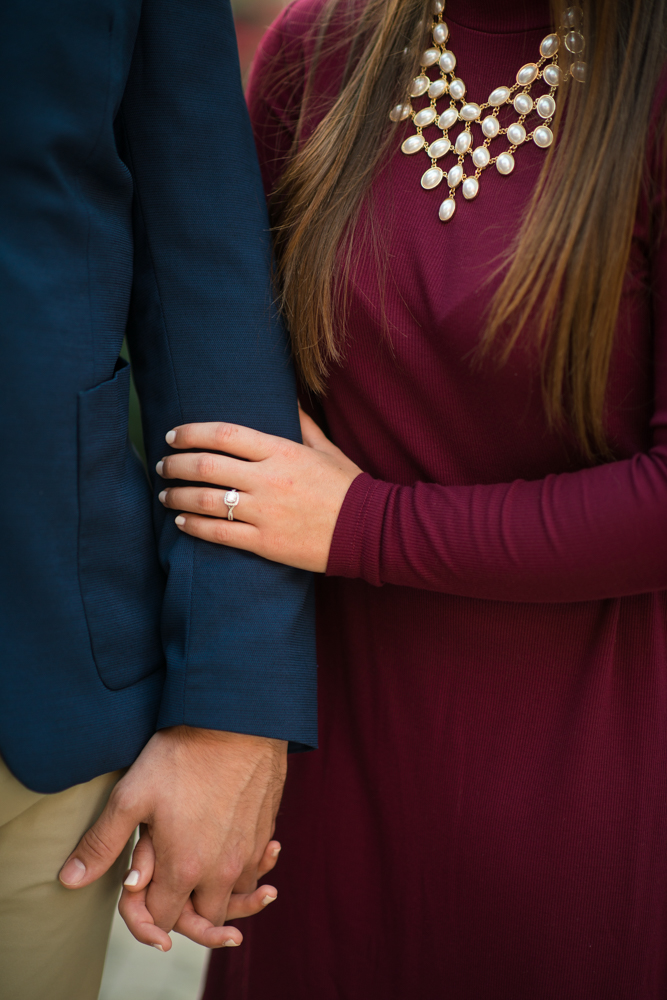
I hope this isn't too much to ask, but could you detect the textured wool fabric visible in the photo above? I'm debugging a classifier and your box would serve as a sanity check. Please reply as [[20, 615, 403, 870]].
[[0, 0, 316, 792], [205, 0, 667, 997]]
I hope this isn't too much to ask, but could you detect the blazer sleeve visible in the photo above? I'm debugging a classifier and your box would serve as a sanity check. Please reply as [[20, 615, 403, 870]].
[[119, 0, 317, 747]]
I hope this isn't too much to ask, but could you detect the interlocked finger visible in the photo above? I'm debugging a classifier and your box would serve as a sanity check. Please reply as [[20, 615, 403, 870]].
[[118, 883, 173, 951], [159, 486, 256, 524]]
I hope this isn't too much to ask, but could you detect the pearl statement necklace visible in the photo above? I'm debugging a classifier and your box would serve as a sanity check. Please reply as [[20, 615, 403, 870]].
[[390, 2, 586, 221]]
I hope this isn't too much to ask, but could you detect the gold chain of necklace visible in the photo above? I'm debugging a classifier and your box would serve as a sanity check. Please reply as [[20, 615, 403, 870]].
[[390, 2, 586, 221]]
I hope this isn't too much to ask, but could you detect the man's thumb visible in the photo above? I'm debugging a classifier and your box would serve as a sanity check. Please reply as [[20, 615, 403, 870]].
[[59, 791, 139, 889]]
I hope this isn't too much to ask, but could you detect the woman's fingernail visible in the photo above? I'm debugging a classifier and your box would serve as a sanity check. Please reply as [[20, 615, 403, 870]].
[[261, 894, 277, 906], [224, 939, 241, 947], [158, 491, 168, 504], [124, 870, 140, 887], [165, 430, 176, 445], [153, 944, 164, 952], [60, 858, 86, 886], [271, 846, 281, 858], [156, 461, 164, 476], [175, 516, 186, 526]]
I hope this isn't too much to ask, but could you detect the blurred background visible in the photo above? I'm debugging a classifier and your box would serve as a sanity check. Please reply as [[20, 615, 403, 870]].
[[102, 3, 287, 997], [234, 0, 286, 80]]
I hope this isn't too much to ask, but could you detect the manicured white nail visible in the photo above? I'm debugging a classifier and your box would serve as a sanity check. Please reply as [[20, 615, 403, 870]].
[[153, 944, 164, 952], [124, 869, 140, 887], [261, 894, 277, 906], [165, 430, 176, 444], [271, 846, 281, 858], [60, 857, 86, 886], [158, 491, 167, 504], [155, 461, 164, 476], [175, 516, 186, 526], [224, 939, 241, 947]]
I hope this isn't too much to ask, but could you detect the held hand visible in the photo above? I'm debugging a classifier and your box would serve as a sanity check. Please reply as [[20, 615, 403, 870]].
[[156, 409, 362, 572], [59, 727, 287, 950], [118, 826, 282, 950]]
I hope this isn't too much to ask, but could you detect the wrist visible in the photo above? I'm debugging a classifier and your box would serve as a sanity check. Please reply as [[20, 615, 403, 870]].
[[165, 725, 288, 756]]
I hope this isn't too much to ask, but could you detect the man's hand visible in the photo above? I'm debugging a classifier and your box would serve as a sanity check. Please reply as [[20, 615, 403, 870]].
[[59, 727, 287, 950]]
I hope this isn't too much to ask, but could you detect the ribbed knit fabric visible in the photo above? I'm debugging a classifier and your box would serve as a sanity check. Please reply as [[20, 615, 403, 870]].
[[205, 1, 667, 996]]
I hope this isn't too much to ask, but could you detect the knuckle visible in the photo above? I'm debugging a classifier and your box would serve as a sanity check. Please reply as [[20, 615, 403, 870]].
[[214, 423, 236, 447], [199, 489, 220, 513], [196, 454, 218, 480], [219, 858, 244, 887], [212, 522, 230, 544], [274, 440, 296, 462], [80, 825, 114, 864], [109, 784, 138, 818], [169, 860, 203, 892]]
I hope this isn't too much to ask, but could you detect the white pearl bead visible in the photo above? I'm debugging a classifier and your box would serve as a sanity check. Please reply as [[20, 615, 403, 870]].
[[472, 145, 490, 168], [390, 102, 412, 122], [543, 64, 561, 87], [433, 22, 449, 46], [401, 134, 425, 154], [439, 51, 456, 74], [460, 103, 481, 121], [536, 95, 556, 119], [438, 107, 458, 130], [428, 79, 448, 99], [414, 107, 437, 128], [564, 5, 583, 27], [454, 130, 472, 154], [448, 78, 466, 101], [513, 93, 534, 116], [422, 48, 440, 67], [533, 125, 553, 148], [540, 33, 559, 58], [428, 137, 451, 158], [409, 76, 430, 98], [488, 86, 510, 107], [516, 63, 538, 86], [462, 176, 479, 200], [447, 163, 463, 188], [481, 115, 500, 138], [565, 30, 585, 54], [571, 60, 587, 83], [432, 0, 445, 13], [496, 152, 515, 176], [421, 166, 444, 190], [439, 197, 456, 221], [507, 123, 526, 145]]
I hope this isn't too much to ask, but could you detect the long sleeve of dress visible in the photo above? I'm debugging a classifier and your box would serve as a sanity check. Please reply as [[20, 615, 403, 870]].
[[327, 439, 667, 601]]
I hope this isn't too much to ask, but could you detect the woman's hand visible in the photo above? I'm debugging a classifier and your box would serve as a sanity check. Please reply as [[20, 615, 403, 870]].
[[156, 408, 362, 573]]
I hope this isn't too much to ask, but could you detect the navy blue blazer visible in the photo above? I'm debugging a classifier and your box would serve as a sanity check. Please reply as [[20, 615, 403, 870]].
[[0, 0, 317, 793]]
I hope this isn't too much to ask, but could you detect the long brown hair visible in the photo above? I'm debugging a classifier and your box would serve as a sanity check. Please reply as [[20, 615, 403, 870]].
[[271, 0, 667, 459]]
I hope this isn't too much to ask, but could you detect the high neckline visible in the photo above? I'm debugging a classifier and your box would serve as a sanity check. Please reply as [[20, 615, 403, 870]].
[[444, 0, 552, 34]]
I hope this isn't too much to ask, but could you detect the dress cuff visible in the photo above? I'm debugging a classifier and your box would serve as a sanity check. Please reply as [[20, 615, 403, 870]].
[[326, 473, 395, 586]]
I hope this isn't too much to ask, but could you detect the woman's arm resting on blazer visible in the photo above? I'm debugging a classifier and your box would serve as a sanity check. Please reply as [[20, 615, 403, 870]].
[[157, 407, 667, 603]]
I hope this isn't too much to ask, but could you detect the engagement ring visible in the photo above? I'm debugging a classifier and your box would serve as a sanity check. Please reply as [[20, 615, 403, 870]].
[[223, 489, 240, 521]]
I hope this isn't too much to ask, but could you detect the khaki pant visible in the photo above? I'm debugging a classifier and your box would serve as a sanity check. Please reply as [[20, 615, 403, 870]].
[[0, 757, 129, 1000]]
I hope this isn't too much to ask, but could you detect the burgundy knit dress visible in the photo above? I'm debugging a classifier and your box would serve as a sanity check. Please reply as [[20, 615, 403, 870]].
[[204, 1, 667, 996]]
